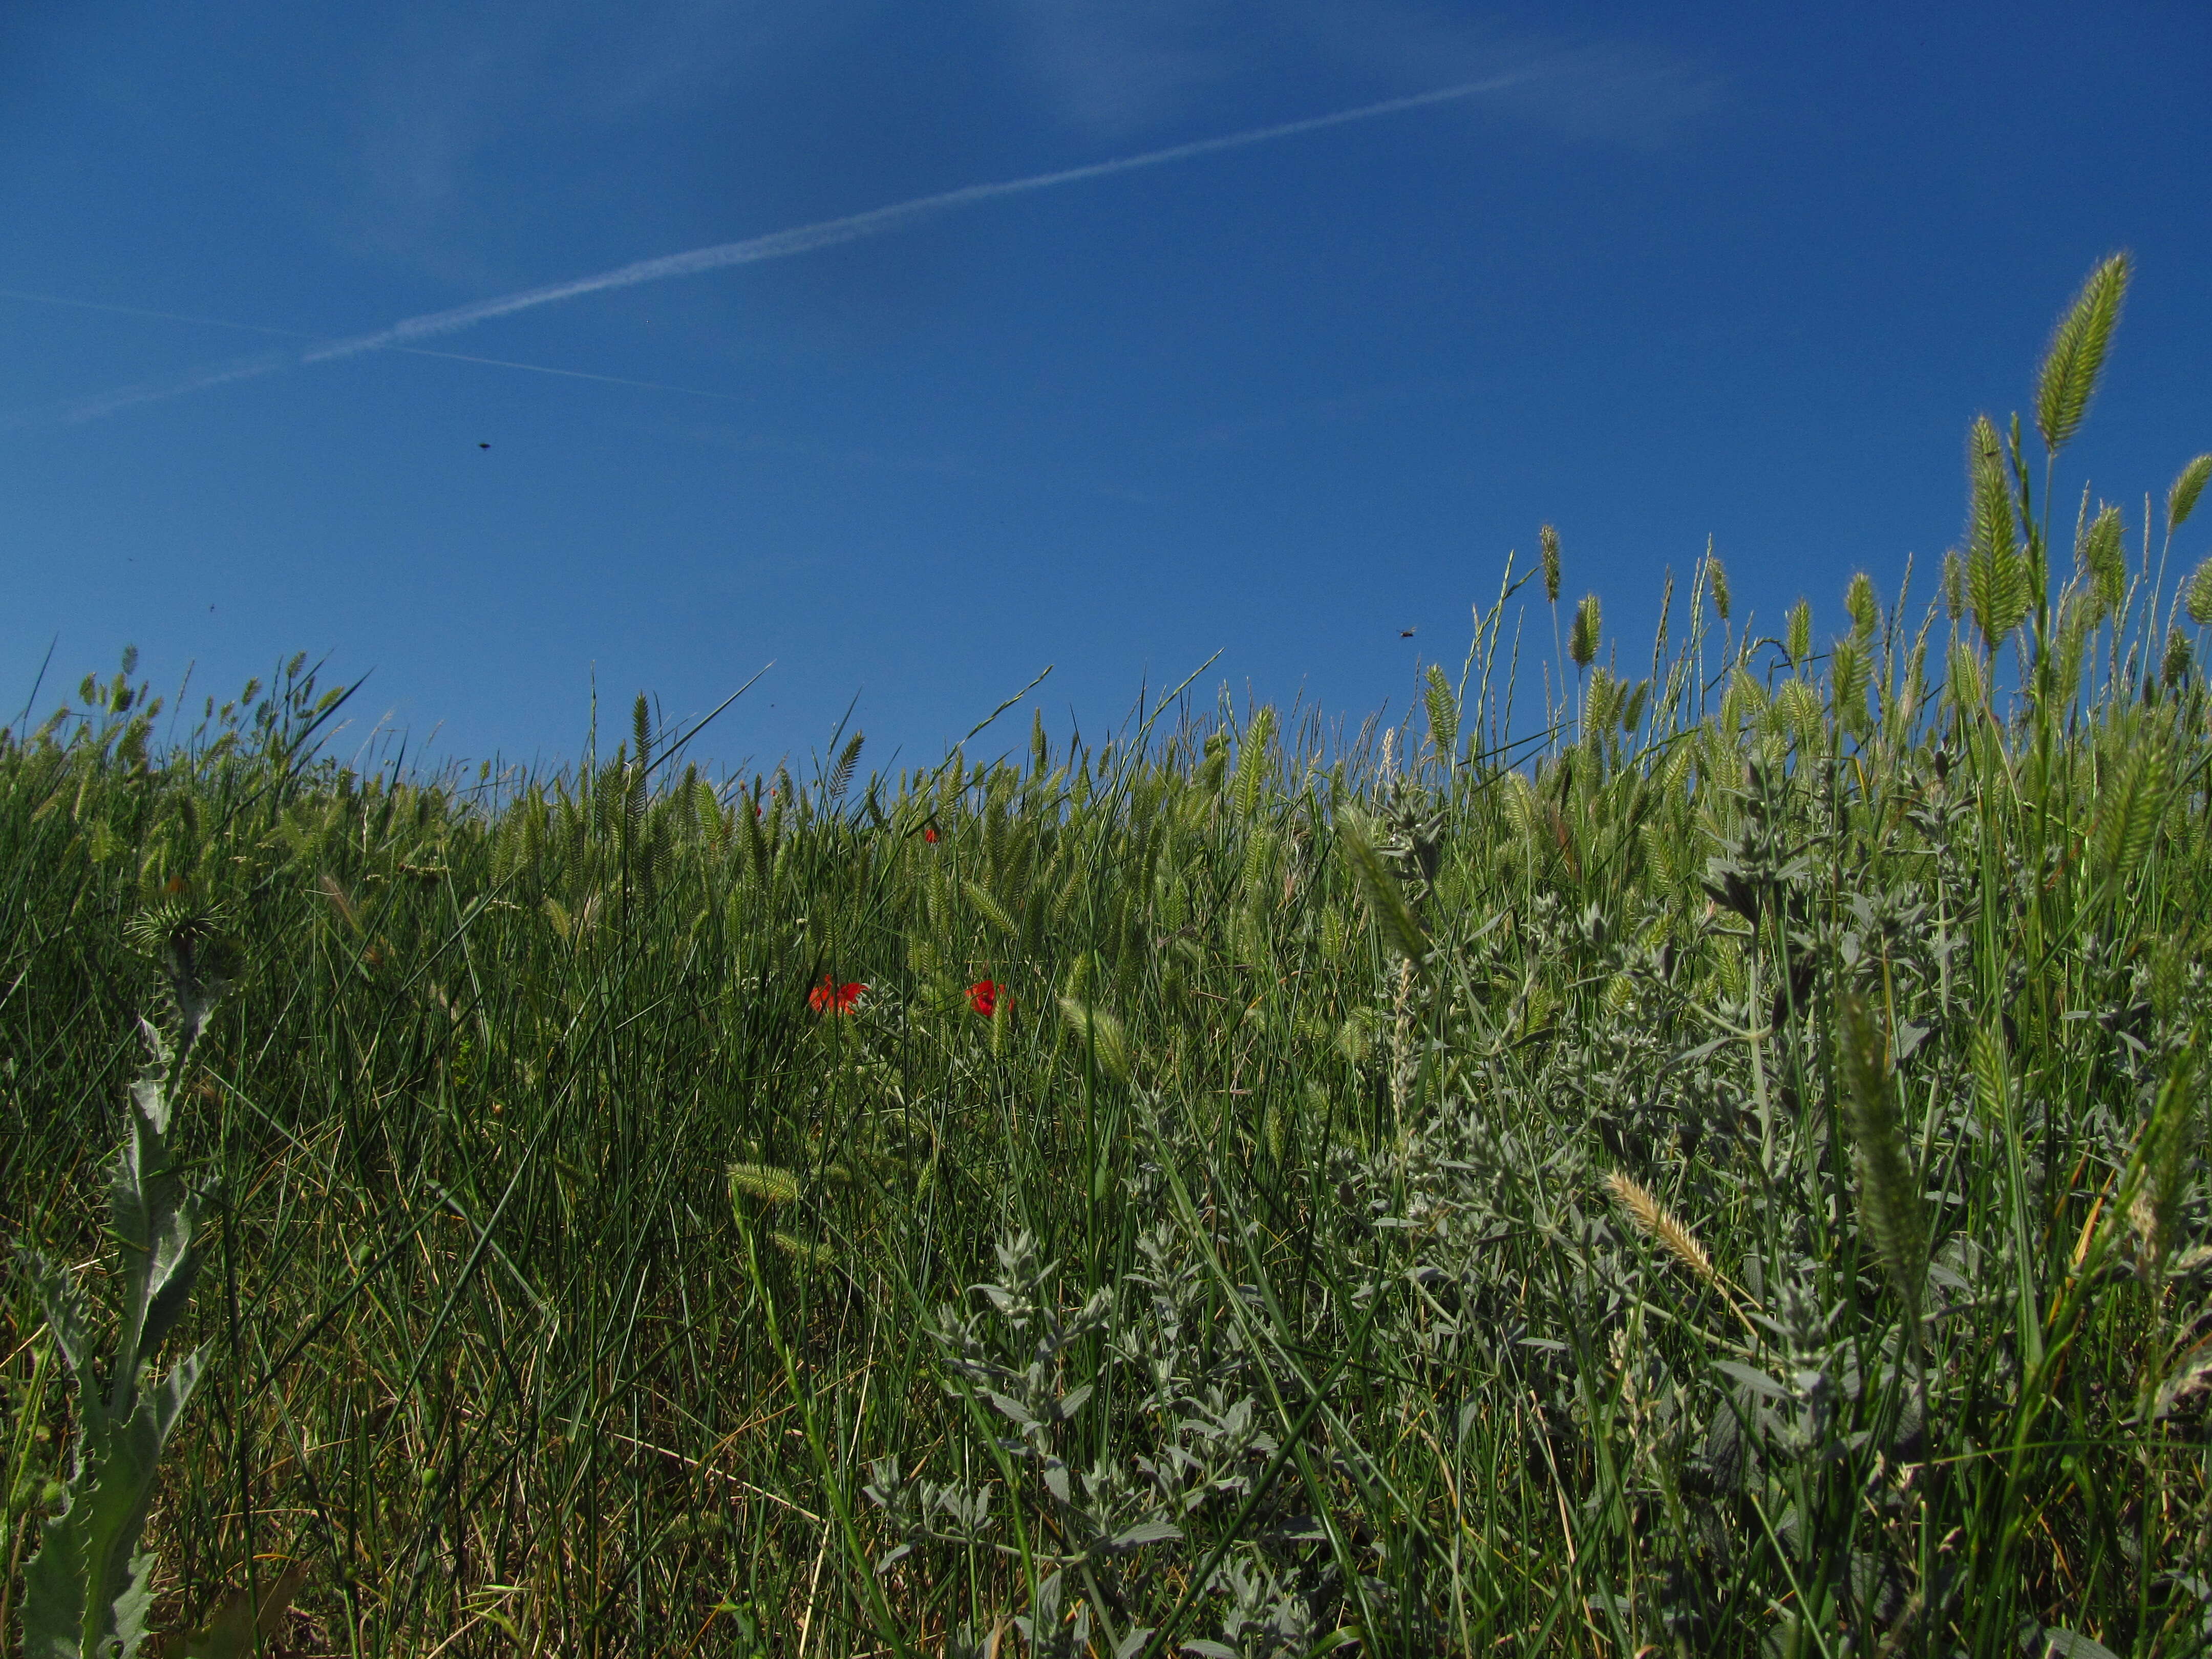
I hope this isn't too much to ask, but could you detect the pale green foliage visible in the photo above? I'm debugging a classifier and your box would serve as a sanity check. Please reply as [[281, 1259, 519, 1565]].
[[19, 974, 221, 1659]]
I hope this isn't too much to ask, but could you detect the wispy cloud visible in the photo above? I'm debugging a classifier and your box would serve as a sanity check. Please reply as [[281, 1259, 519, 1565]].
[[1001, 1, 1717, 152], [1000, 0, 1235, 141], [344, 4, 805, 282], [22, 74, 1532, 428], [0, 288, 755, 428]]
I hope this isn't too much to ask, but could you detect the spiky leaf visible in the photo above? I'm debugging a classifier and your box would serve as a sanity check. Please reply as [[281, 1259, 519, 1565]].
[[21, 1351, 205, 1659]]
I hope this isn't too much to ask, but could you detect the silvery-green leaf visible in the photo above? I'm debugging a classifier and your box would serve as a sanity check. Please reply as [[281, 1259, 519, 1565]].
[[22, 1350, 204, 1659], [1053, 1384, 1093, 1423], [1715, 1361, 1790, 1400], [1105, 1519, 1182, 1551], [2035, 1629, 2121, 1659]]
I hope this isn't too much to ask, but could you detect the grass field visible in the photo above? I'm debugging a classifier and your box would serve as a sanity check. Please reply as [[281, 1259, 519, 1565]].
[[7, 261, 2212, 1657]]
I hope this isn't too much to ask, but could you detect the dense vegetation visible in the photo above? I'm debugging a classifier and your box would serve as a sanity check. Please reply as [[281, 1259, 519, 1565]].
[[7, 258, 2212, 1657]]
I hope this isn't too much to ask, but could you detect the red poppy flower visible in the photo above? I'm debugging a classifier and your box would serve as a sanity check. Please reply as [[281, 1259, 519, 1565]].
[[967, 979, 1000, 1017], [923, 825, 939, 843], [810, 975, 865, 1015]]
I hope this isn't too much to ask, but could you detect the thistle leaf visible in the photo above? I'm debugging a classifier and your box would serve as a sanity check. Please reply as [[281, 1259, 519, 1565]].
[[22, 1350, 205, 1659], [19, 1251, 99, 1398], [2035, 252, 2129, 456]]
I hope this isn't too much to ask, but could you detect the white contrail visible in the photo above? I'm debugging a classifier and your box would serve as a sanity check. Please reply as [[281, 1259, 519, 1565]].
[[0, 286, 753, 403], [40, 74, 1526, 424]]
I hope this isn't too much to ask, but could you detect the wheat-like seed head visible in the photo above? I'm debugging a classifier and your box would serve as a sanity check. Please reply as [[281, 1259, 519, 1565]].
[[1840, 994, 1927, 1315], [1604, 1170, 1726, 1299], [729, 1162, 802, 1205]]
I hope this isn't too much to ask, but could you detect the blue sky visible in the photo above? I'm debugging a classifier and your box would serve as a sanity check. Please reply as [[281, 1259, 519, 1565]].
[[6, 2, 2208, 778]]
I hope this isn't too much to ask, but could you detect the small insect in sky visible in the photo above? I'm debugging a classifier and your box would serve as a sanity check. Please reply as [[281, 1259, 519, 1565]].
[[479, 442, 491, 449], [1399, 628, 1416, 638]]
